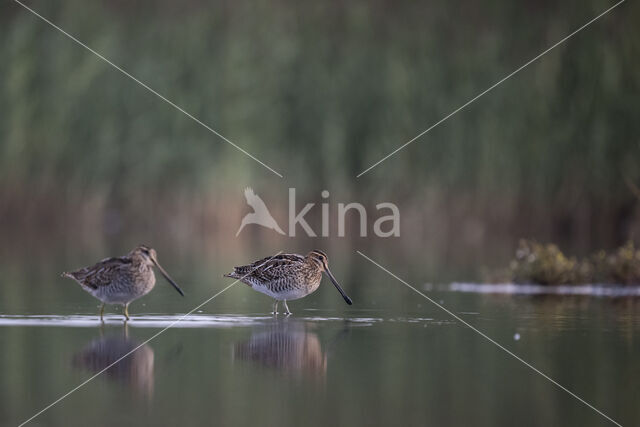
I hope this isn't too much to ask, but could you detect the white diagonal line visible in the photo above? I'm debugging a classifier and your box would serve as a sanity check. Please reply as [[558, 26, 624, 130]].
[[356, 250, 623, 427], [18, 252, 283, 426], [13, 0, 283, 178], [356, 0, 625, 177]]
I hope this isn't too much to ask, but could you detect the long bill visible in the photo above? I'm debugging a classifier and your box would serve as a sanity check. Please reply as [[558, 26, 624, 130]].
[[152, 259, 185, 296], [324, 268, 353, 305]]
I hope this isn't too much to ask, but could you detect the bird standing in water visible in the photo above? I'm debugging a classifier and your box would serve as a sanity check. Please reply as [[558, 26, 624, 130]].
[[62, 245, 184, 320], [224, 250, 352, 315]]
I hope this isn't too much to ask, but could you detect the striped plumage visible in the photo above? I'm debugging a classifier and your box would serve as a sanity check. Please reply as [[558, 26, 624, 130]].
[[62, 245, 184, 320], [224, 250, 352, 314]]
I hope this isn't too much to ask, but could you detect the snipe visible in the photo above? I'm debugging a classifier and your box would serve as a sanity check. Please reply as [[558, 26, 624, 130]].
[[62, 245, 184, 320], [224, 250, 352, 314]]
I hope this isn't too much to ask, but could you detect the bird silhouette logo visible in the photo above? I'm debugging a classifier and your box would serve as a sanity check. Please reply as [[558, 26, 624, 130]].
[[236, 187, 286, 236]]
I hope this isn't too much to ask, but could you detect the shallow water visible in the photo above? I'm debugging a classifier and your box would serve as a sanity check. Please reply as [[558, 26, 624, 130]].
[[0, 245, 638, 426], [1, 296, 639, 427], [441, 282, 640, 297], [0, 314, 387, 328]]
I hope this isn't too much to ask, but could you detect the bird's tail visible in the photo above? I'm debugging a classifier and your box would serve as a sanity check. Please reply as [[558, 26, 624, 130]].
[[61, 271, 74, 279], [223, 271, 240, 279]]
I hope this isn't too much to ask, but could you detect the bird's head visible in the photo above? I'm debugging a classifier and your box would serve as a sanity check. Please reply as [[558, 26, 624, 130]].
[[131, 245, 184, 297], [306, 250, 352, 305], [131, 245, 157, 266]]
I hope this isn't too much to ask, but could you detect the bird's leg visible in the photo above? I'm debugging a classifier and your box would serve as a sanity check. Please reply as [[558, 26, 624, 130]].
[[123, 303, 130, 321], [272, 300, 279, 315], [283, 300, 291, 315], [99, 303, 105, 322]]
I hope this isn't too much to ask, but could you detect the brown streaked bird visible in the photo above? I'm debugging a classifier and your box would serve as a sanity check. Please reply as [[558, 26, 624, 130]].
[[61, 245, 184, 320], [224, 250, 352, 315]]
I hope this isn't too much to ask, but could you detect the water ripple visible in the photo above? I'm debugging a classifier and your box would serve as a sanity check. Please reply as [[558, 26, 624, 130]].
[[436, 282, 640, 297], [0, 314, 436, 328]]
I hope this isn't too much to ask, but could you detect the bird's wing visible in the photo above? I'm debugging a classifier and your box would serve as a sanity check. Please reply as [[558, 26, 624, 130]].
[[69, 257, 131, 289], [232, 254, 304, 281]]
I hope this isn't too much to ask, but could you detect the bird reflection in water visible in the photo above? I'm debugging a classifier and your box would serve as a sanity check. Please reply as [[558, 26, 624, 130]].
[[72, 325, 154, 399], [233, 320, 329, 382]]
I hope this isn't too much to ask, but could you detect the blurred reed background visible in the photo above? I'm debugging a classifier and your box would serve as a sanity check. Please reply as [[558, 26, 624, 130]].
[[2, 4, 640, 425], [0, 0, 639, 270]]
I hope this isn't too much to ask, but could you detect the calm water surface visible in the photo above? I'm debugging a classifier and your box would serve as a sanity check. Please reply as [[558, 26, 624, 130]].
[[0, 246, 638, 427]]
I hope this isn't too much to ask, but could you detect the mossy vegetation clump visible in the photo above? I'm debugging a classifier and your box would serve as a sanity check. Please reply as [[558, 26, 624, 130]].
[[506, 240, 640, 285], [591, 242, 640, 285]]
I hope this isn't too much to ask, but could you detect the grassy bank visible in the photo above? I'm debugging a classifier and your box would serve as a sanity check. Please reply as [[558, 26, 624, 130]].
[[494, 240, 640, 285]]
